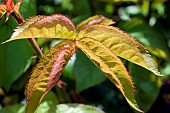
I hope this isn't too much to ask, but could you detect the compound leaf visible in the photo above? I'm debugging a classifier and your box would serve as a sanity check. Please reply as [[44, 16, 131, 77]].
[[26, 40, 76, 113], [6, 14, 76, 42], [76, 37, 143, 112], [76, 15, 115, 31], [78, 25, 162, 76]]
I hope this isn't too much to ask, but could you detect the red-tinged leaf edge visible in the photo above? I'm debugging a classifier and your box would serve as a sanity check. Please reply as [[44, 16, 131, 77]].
[[4, 14, 76, 43], [76, 37, 143, 113], [76, 15, 116, 31], [25, 40, 76, 113]]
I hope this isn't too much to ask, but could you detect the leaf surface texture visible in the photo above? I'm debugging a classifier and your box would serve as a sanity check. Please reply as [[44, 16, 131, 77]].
[[76, 37, 142, 112], [26, 40, 75, 113], [7, 14, 76, 42], [78, 25, 162, 76]]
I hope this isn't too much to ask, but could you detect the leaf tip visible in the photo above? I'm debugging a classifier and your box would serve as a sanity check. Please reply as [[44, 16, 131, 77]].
[[1, 40, 9, 44]]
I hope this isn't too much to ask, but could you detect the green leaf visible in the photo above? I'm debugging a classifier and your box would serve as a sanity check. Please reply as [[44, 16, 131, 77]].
[[26, 40, 76, 113], [119, 19, 170, 59], [76, 37, 143, 112], [129, 63, 161, 112], [56, 104, 104, 113], [6, 14, 76, 42], [0, 0, 35, 91], [0, 104, 25, 113], [74, 50, 106, 92], [96, 0, 138, 3], [78, 25, 162, 76], [0, 91, 59, 113], [76, 15, 115, 31], [19, 0, 36, 19]]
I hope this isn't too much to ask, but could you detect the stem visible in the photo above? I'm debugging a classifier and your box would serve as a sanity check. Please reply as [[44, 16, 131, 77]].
[[27, 38, 43, 58], [12, 12, 43, 59]]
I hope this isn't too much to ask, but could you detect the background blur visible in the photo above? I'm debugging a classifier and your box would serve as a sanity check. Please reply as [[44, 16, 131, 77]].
[[0, 0, 170, 113]]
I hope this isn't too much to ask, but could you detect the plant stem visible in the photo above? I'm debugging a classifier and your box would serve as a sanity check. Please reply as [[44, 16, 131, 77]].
[[12, 13, 43, 59]]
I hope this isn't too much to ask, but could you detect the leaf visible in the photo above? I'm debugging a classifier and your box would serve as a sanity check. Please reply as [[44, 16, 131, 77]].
[[0, 4, 6, 19], [0, 0, 35, 91], [119, 19, 170, 59], [1, 0, 23, 21], [96, 0, 138, 3], [26, 40, 76, 113], [78, 25, 162, 76], [6, 14, 76, 42], [129, 63, 161, 112], [76, 37, 143, 112], [0, 91, 59, 113], [19, 0, 36, 19], [4, 0, 14, 20], [56, 104, 104, 113], [76, 15, 115, 31], [11, 15, 45, 39], [74, 50, 106, 92], [0, 104, 25, 113]]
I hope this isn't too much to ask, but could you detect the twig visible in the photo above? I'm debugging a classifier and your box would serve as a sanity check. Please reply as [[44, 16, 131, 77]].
[[12, 12, 43, 59]]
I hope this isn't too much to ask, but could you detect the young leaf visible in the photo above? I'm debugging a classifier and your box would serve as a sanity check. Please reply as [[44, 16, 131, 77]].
[[76, 15, 115, 31], [26, 40, 76, 113], [78, 25, 162, 76], [6, 14, 76, 42], [12, 15, 45, 38], [76, 37, 143, 112], [1, 0, 23, 21], [0, 4, 6, 19]]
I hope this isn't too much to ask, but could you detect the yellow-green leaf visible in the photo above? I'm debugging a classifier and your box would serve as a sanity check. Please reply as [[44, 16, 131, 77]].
[[76, 37, 143, 112], [6, 14, 76, 42], [76, 15, 115, 31], [26, 40, 76, 113], [78, 25, 162, 76], [0, 4, 6, 19], [12, 15, 45, 38]]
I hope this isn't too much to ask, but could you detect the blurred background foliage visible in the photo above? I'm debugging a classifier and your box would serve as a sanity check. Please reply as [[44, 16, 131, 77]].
[[0, 0, 170, 113]]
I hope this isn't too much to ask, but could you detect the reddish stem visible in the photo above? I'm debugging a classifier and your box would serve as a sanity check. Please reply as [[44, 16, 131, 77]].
[[12, 12, 43, 58]]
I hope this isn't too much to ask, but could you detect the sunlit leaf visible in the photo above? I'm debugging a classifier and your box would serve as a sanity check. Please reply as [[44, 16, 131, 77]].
[[76, 37, 143, 112], [6, 14, 76, 42], [56, 104, 104, 113], [12, 15, 45, 36], [76, 15, 115, 31], [119, 19, 169, 59], [0, 4, 6, 19], [78, 25, 162, 76], [26, 40, 76, 113]]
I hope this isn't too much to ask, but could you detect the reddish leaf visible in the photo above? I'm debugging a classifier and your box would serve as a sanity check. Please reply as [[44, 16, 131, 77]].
[[0, 0, 23, 21], [26, 40, 76, 113], [6, 14, 76, 42]]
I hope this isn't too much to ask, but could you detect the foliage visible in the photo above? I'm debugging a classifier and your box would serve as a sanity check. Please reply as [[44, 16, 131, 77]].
[[1, 0, 170, 113]]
